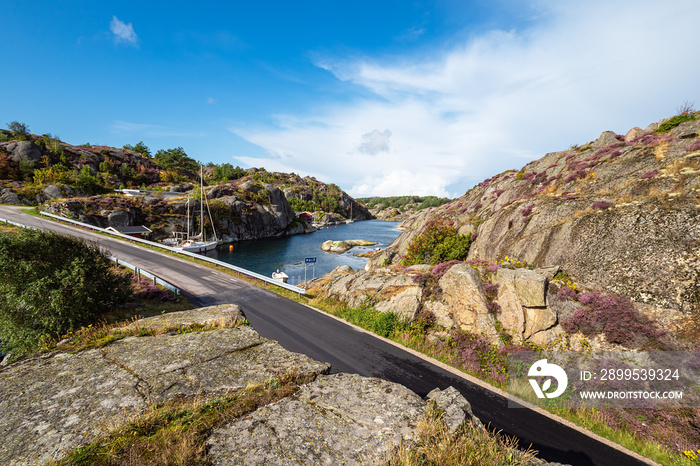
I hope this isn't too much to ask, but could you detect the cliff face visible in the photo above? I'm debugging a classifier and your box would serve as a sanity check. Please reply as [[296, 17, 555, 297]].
[[41, 180, 305, 242], [369, 116, 700, 316]]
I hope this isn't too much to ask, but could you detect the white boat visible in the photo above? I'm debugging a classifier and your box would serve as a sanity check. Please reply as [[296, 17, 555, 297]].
[[172, 165, 219, 253], [345, 202, 354, 224], [272, 269, 289, 283]]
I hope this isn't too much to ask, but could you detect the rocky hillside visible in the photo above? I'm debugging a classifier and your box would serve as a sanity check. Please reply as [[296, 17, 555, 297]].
[[359, 195, 452, 222], [368, 114, 700, 318], [0, 129, 368, 241], [0, 305, 493, 465]]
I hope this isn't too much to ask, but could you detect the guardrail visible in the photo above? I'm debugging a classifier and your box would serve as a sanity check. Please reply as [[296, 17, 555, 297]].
[[0, 216, 37, 229], [2, 215, 181, 298], [38, 211, 307, 296], [109, 256, 180, 299]]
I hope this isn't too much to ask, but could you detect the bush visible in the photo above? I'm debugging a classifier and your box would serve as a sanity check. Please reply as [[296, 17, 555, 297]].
[[123, 141, 151, 158], [7, 121, 30, 140], [655, 113, 698, 133], [0, 229, 131, 356], [403, 219, 472, 266], [560, 291, 664, 346]]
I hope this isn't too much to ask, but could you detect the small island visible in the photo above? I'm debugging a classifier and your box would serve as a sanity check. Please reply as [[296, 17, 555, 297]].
[[321, 239, 377, 253]]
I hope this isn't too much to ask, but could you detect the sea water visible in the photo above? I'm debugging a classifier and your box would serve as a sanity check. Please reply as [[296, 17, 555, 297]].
[[209, 220, 401, 284]]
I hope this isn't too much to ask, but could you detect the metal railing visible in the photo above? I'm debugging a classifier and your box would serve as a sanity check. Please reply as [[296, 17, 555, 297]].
[[109, 256, 180, 299], [38, 211, 307, 296], [0, 217, 37, 230], [1, 215, 181, 299]]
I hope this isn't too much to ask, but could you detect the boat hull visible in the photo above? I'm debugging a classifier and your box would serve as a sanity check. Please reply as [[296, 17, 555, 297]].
[[174, 241, 218, 253]]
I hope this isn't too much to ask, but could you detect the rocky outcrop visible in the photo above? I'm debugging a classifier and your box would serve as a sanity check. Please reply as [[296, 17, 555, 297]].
[[2, 140, 43, 164], [309, 263, 573, 347], [208, 373, 426, 465], [0, 305, 329, 465], [321, 239, 378, 253], [0, 305, 485, 465], [309, 267, 423, 320], [368, 116, 700, 316], [41, 181, 307, 242]]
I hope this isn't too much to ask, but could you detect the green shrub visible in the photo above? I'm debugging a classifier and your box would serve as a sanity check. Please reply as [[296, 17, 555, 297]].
[[402, 219, 472, 266], [77, 165, 104, 195], [6, 121, 30, 141], [154, 147, 199, 173], [432, 234, 472, 263], [123, 141, 151, 158], [655, 113, 698, 133], [0, 229, 131, 357]]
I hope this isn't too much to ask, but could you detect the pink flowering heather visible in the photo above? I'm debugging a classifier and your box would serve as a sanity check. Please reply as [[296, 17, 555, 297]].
[[641, 169, 659, 179], [564, 170, 587, 183], [591, 200, 613, 210], [561, 291, 665, 346], [685, 139, 700, 152], [521, 204, 535, 216], [431, 260, 463, 279]]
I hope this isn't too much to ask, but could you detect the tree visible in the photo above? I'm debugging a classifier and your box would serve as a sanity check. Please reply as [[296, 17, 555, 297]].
[[0, 229, 131, 356], [154, 147, 199, 173], [7, 121, 30, 141], [210, 163, 245, 182], [123, 141, 151, 158]]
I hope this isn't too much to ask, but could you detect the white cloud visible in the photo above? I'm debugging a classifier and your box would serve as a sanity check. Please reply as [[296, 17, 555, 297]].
[[232, 0, 700, 197], [110, 16, 138, 46], [358, 129, 392, 155]]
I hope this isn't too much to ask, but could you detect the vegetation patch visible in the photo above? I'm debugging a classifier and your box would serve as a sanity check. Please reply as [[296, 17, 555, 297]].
[[655, 113, 698, 133], [560, 291, 666, 347], [0, 228, 132, 357], [49, 373, 313, 466], [375, 407, 537, 465], [402, 219, 472, 266]]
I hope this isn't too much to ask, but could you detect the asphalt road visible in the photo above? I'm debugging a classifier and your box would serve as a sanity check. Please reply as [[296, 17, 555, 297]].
[[0, 206, 651, 466]]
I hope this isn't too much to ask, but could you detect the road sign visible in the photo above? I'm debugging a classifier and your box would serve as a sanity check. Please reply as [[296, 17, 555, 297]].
[[305, 257, 317, 263]]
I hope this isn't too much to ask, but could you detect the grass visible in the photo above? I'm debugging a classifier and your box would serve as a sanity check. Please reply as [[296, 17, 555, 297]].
[[372, 407, 537, 466], [51, 301, 242, 354], [47, 372, 314, 466]]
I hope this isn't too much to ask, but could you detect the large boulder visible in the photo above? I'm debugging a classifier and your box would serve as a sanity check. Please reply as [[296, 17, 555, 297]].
[[207, 373, 426, 465], [3, 141, 43, 164], [0, 188, 23, 205], [307, 270, 423, 320], [438, 264, 500, 343]]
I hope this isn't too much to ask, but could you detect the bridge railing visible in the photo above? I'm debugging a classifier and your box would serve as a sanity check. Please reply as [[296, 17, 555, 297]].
[[37, 211, 307, 296]]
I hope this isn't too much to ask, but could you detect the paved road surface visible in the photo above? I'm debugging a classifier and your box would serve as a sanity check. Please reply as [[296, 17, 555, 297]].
[[0, 206, 651, 466]]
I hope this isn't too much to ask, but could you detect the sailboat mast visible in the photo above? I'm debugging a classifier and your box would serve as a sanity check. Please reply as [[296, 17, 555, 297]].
[[200, 165, 204, 241]]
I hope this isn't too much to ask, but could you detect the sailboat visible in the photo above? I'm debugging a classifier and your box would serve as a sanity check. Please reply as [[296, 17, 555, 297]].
[[345, 202, 354, 224], [173, 165, 219, 253]]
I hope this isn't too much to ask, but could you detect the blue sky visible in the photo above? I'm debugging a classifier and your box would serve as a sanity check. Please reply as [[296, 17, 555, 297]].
[[3, 1, 700, 197]]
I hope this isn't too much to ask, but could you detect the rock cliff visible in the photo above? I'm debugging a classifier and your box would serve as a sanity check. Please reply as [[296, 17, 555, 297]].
[[368, 116, 700, 318]]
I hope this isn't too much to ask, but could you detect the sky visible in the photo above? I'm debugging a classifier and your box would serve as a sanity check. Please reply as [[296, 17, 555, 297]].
[[3, 1, 700, 198]]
